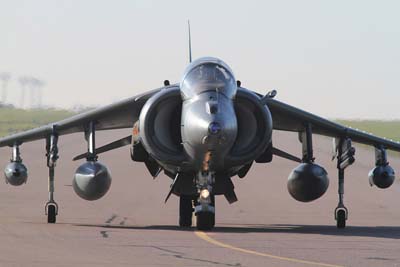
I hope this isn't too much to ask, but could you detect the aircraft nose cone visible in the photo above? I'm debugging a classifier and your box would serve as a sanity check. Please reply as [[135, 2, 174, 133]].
[[208, 122, 221, 135]]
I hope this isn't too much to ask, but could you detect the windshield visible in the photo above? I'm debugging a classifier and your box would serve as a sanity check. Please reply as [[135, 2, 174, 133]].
[[181, 63, 237, 99]]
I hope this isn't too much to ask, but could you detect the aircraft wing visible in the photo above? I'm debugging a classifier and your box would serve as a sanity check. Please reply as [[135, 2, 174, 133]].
[[263, 96, 400, 152], [0, 86, 168, 147]]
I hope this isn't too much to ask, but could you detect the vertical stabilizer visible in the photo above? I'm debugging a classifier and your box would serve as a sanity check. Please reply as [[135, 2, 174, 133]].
[[188, 20, 192, 63]]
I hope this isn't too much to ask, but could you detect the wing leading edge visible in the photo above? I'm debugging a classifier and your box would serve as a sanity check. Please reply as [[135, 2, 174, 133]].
[[0, 86, 172, 147], [256, 90, 400, 152]]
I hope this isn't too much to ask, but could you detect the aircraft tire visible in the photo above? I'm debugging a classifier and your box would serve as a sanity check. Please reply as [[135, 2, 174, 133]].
[[196, 212, 215, 230], [196, 194, 215, 230], [47, 205, 56, 224], [336, 209, 346, 229], [179, 195, 193, 227]]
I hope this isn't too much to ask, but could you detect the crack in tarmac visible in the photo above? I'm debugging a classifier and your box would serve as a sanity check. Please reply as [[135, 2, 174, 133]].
[[100, 215, 129, 238], [169, 254, 242, 267], [119, 217, 127, 226], [366, 257, 394, 261], [105, 214, 117, 224], [132, 245, 242, 267], [100, 214, 119, 238], [100, 231, 109, 238]]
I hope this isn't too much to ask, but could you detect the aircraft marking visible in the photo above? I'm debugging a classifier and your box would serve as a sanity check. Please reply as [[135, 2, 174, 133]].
[[195, 231, 343, 267]]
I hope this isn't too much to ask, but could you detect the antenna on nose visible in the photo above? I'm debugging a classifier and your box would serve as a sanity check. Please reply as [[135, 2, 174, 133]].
[[188, 20, 192, 63]]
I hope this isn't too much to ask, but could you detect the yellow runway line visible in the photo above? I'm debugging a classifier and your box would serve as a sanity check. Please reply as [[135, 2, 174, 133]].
[[195, 231, 344, 267]]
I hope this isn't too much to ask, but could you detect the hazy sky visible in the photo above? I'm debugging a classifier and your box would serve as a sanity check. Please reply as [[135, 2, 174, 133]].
[[1, 0, 400, 119]]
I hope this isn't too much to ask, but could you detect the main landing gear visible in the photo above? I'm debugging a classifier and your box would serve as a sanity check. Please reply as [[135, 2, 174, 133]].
[[179, 195, 193, 227], [334, 137, 355, 229], [45, 126, 59, 224]]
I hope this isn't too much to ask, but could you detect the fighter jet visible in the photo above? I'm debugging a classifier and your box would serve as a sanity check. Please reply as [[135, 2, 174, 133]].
[[1, 32, 399, 231]]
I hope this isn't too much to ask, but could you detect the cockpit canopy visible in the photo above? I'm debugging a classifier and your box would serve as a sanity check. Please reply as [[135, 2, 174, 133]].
[[180, 58, 237, 100]]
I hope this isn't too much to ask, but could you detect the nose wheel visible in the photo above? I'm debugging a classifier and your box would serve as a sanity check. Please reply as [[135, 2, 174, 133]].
[[196, 212, 215, 230], [195, 194, 215, 230]]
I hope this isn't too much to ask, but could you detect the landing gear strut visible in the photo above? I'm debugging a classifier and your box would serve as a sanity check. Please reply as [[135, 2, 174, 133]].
[[45, 126, 59, 223], [334, 137, 355, 228]]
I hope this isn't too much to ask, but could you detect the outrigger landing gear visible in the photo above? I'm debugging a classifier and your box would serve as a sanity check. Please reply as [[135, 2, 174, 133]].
[[334, 137, 355, 229], [45, 126, 59, 224], [335, 168, 348, 228], [194, 171, 215, 230]]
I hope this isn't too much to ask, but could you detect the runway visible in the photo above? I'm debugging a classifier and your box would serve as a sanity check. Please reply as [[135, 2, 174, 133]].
[[0, 129, 400, 266]]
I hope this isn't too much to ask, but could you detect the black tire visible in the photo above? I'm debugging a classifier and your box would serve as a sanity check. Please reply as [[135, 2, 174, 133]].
[[179, 195, 193, 227], [336, 209, 346, 229], [196, 212, 215, 230], [48, 205, 56, 224], [196, 195, 215, 230]]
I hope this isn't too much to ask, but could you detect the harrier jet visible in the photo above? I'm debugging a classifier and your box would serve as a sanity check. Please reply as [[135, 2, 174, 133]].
[[1, 38, 399, 230]]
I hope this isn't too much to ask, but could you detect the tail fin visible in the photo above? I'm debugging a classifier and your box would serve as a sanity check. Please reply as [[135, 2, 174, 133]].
[[188, 20, 192, 63]]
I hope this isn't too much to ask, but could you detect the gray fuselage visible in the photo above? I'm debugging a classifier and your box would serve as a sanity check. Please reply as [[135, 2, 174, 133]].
[[180, 57, 239, 172]]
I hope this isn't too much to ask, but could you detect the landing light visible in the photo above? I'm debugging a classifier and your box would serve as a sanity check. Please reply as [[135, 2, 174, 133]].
[[200, 189, 210, 199]]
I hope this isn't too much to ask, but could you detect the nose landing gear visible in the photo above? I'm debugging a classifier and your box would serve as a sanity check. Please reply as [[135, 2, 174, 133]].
[[194, 171, 215, 230]]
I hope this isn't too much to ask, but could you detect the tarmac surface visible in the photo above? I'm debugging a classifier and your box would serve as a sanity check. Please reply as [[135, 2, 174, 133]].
[[0, 129, 400, 267]]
